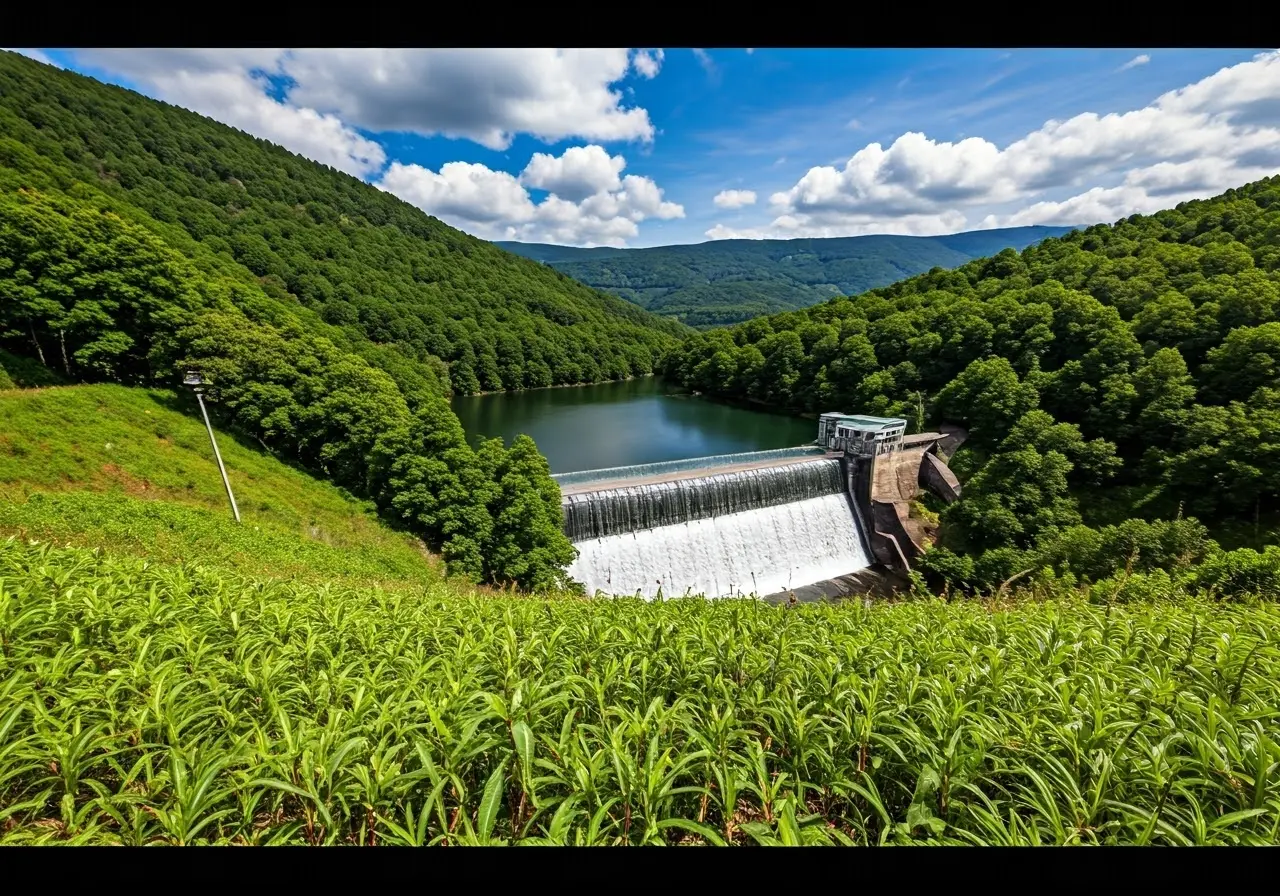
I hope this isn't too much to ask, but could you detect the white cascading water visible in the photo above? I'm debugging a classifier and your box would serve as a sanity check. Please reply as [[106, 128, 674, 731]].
[[567, 492, 871, 599]]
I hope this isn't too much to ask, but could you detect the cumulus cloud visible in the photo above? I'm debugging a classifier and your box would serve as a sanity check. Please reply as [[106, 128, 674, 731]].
[[713, 189, 758, 209], [67, 48, 658, 173], [1119, 54, 1151, 72], [379, 145, 684, 247], [521, 145, 625, 202], [279, 49, 652, 150], [632, 48, 664, 79], [708, 50, 1280, 240]]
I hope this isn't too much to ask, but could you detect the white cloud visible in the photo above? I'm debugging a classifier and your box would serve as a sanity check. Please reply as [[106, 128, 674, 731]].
[[381, 161, 535, 225], [521, 144, 625, 202], [279, 49, 653, 150], [1119, 54, 1151, 72], [379, 145, 683, 247], [706, 210, 968, 241], [745, 48, 756, 55], [632, 48, 664, 79], [692, 48, 715, 75], [67, 48, 657, 168], [713, 189, 758, 209], [718, 50, 1280, 239], [5, 48, 61, 68], [992, 156, 1280, 228]]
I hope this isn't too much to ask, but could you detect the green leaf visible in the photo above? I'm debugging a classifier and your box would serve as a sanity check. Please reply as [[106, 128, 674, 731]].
[[1207, 807, 1269, 831], [547, 796, 581, 843], [739, 821, 780, 846], [775, 798, 804, 846], [512, 720, 534, 773], [477, 759, 508, 843], [655, 818, 727, 846], [906, 801, 946, 837]]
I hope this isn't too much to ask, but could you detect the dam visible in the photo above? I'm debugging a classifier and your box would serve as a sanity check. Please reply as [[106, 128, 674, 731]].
[[555, 414, 965, 600]]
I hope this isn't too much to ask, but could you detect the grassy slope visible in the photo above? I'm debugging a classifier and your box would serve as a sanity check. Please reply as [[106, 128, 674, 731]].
[[0, 384, 439, 587], [496, 226, 1077, 327]]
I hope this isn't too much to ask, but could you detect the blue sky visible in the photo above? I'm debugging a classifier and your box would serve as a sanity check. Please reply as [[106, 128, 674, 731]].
[[13, 48, 1278, 247]]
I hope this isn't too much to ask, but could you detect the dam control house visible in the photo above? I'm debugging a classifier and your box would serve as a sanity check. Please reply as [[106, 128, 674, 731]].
[[817, 413, 907, 456]]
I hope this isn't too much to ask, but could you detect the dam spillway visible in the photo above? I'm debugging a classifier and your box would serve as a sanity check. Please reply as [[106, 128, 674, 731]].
[[555, 449, 872, 599], [562, 458, 847, 541]]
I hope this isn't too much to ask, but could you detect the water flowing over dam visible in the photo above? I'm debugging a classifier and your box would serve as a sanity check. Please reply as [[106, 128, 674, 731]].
[[562, 458, 846, 541], [556, 452, 872, 599]]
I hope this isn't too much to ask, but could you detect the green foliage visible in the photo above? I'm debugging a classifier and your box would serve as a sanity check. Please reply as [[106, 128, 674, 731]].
[[499, 228, 1076, 328], [933, 358, 1039, 448], [482, 435, 579, 592], [1192, 546, 1280, 599], [665, 175, 1280, 583], [3, 537, 1280, 846], [0, 52, 615, 590], [922, 515, 1280, 602], [0, 348, 64, 387]]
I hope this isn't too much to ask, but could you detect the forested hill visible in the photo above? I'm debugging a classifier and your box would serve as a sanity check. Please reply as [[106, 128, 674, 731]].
[[0, 51, 686, 397], [663, 176, 1280, 592], [496, 226, 1076, 327], [0, 49, 680, 590]]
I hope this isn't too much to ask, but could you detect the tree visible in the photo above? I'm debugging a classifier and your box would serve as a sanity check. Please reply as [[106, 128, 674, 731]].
[[1000, 410, 1121, 487], [943, 442, 1081, 554], [932, 357, 1039, 448], [1201, 322, 1280, 404], [483, 435, 578, 592]]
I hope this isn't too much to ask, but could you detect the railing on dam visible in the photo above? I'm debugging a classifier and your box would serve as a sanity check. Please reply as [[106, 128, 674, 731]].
[[551, 445, 827, 489]]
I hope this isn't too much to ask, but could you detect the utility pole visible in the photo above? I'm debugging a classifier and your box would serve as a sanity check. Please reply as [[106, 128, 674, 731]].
[[183, 370, 241, 523]]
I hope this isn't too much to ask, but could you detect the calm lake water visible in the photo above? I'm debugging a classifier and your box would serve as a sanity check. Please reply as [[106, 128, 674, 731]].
[[450, 378, 816, 474]]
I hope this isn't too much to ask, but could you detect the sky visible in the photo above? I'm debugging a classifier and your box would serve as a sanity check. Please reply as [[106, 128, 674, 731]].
[[9, 47, 1280, 248]]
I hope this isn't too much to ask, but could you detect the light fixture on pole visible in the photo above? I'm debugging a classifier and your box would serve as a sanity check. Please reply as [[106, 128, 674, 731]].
[[183, 369, 241, 523]]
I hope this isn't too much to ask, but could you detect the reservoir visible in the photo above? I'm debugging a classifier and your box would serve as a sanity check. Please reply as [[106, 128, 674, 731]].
[[450, 377, 815, 474]]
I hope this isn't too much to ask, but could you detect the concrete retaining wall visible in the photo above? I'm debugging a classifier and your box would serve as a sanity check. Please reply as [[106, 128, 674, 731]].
[[938, 423, 969, 462], [920, 452, 962, 503], [870, 501, 922, 568]]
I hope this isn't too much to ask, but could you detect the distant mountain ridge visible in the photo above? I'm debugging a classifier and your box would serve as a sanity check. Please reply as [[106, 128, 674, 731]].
[[496, 226, 1079, 327]]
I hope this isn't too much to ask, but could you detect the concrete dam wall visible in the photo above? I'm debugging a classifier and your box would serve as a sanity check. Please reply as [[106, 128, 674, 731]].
[[555, 449, 872, 599]]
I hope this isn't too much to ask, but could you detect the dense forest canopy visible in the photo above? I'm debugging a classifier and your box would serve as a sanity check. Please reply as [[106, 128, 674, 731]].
[[0, 52, 686, 397], [498, 226, 1075, 328], [0, 50, 693, 588], [663, 175, 1280, 592]]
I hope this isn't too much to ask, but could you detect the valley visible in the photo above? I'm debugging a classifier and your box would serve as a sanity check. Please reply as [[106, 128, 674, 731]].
[[498, 226, 1077, 327]]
